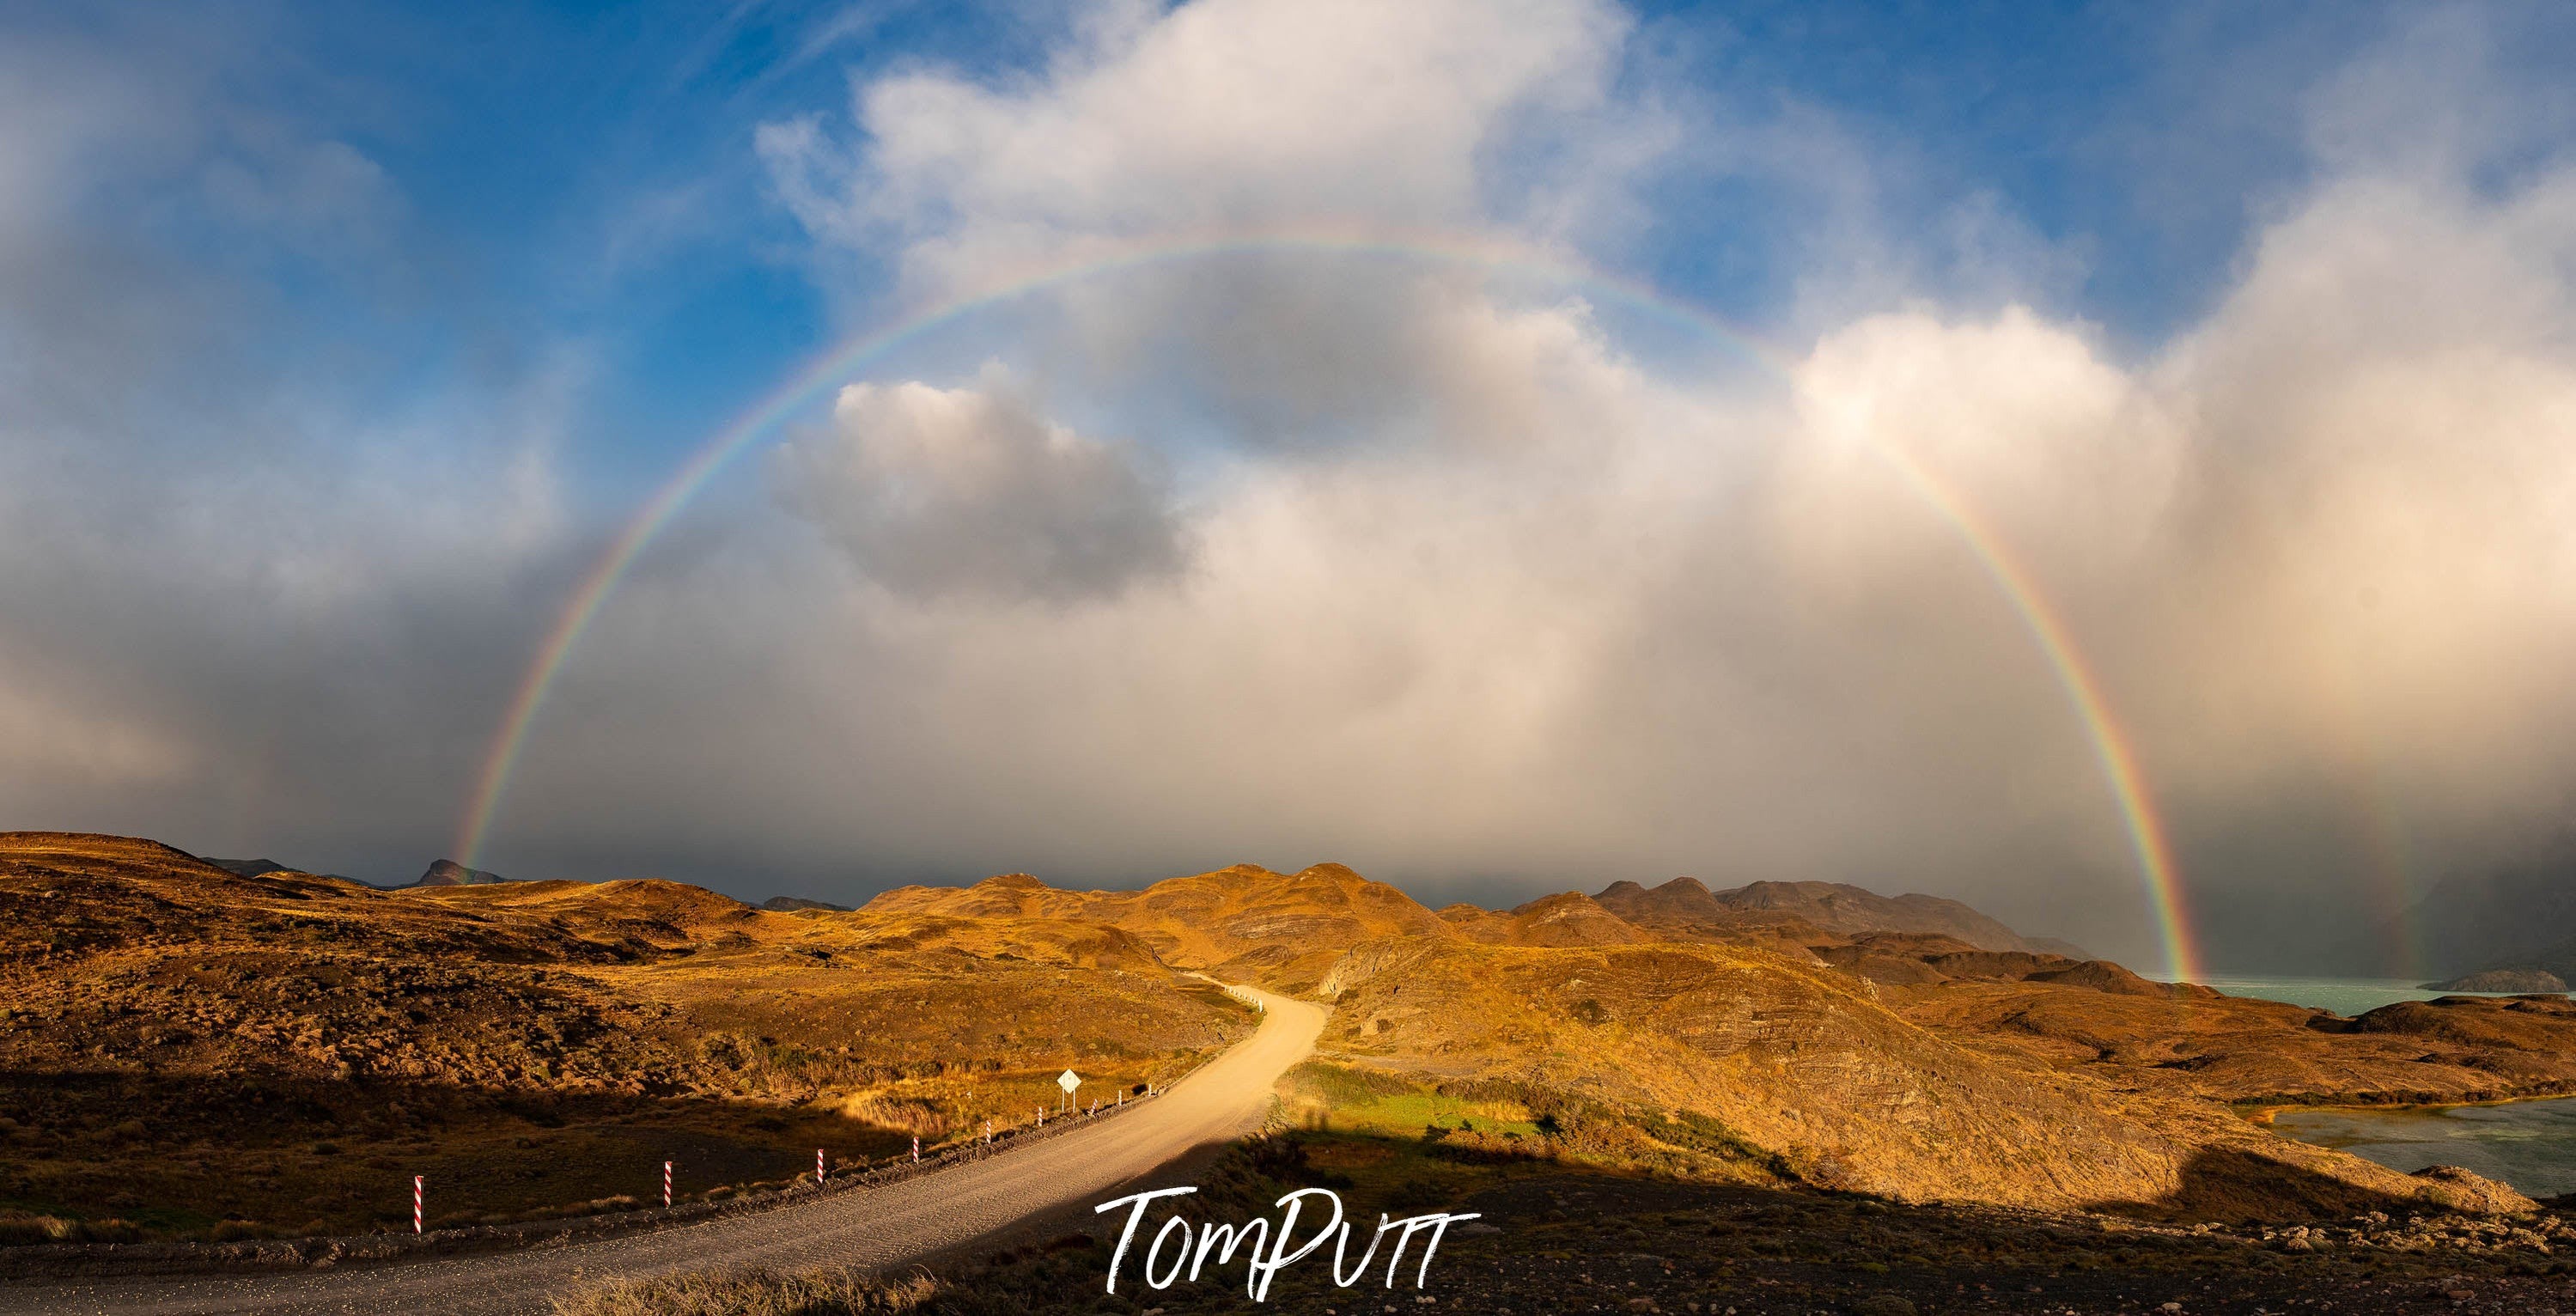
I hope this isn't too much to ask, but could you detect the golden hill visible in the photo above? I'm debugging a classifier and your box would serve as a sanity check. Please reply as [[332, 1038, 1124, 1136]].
[[0, 833, 1251, 1241], [863, 862, 1454, 991], [1437, 891, 1648, 947], [864, 862, 2567, 1218], [1300, 935, 2546, 1219], [9, 832, 2567, 1242]]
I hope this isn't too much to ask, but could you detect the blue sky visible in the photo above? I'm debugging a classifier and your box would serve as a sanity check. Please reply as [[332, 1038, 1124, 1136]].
[[8, 0, 2576, 973], [30, 0, 2543, 497], [53, 0, 2443, 496]]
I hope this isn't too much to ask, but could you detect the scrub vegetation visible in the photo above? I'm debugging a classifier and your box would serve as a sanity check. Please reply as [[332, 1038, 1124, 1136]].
[[0, 833, 1248, 1240]]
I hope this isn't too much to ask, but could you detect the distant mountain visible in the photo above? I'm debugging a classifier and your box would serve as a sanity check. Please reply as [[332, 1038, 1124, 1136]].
[[205, 858, 290, 879], [761, 895, 849, 912], [2421, 968, 2568, 993], [2390, 860, 2576, 980], [409, 859, 508, 887], [1593, 876, 2063, 955]]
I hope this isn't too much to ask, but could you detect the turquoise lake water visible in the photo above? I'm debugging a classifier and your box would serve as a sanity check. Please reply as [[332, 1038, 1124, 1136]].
[[2268, 1100, 2576, 1200], [2198, 975, 2562, 1018], [2199, 978, 2575, 1198]]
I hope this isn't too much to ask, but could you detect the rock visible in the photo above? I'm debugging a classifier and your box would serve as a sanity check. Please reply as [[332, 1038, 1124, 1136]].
[[2410, 1165, 2540, 1215], [1848, 1298, 1917, 1316], [2421, 968, 2568, 993], [410, 859, 507, 887]]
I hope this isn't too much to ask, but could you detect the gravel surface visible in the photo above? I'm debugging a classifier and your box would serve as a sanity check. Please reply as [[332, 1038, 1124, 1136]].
[[0, 986, 1324, 1316]]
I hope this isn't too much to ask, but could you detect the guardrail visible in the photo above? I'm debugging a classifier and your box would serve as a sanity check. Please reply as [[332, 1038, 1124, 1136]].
[[0, 1045, 1245, 1280]]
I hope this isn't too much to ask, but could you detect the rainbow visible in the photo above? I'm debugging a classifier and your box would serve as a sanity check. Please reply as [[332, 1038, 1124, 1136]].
[[1870, 454, 2204, 984], [454, 229, 2205, 983]]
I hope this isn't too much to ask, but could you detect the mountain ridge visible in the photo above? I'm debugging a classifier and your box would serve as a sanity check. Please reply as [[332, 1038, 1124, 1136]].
[[1594, 874, 2074, 955]]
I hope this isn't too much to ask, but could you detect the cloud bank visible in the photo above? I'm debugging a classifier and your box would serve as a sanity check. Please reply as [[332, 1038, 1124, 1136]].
[[7, 0, 2576, 972]]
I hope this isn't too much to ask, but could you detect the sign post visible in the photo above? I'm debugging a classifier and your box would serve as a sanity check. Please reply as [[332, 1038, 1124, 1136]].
[[663, 1161, 673, 1207], [411, 1175, 423, 1234], [1058, 1068, 1080, 1112]]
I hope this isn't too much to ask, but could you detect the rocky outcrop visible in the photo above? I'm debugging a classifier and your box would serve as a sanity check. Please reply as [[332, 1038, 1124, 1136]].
[[2409, 1165, 2539, 1215], [761, 895, 850, 912], [411, 859, 507, 886]]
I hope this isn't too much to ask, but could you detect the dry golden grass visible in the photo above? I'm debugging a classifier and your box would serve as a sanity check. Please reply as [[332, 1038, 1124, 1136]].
[[1301, 935, 2550, 1220], [547, 1267, 940, 1316], [9, 832, 2567, 1241], [862, 862, 1456, 994], [0, 833, 1251, 1240]]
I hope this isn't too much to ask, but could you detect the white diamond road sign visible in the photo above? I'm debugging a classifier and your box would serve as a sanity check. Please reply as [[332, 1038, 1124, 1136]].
[[1058, 1069, 1080, 1094]]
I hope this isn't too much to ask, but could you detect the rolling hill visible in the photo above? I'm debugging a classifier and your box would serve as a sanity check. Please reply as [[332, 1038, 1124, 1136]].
[[5, 832, 2563, 1244], [0, 833, 1251, 1241]]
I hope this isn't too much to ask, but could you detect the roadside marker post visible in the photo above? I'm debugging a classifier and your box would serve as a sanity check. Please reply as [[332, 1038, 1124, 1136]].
[[816, 1148, 825, 1184], [662, 1160, 673, 1207], [911, 1135, 920, 1161], [411, 1175, 423, 1234]]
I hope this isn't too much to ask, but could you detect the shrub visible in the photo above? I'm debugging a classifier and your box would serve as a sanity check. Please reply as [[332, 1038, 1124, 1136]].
[[548, 1266, 939, 1316], [0, 1214, 77, 1246]]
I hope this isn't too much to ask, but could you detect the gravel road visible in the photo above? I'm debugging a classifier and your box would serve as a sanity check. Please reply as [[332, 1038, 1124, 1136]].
[[0, 984, 1324, 1315]]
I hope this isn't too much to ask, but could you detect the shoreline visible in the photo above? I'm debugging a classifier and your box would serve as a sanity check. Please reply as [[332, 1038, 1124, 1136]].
[[2241, 1084, 2576, 1125]]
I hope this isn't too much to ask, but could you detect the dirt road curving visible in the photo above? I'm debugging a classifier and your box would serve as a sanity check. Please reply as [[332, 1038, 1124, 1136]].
[[1, 985, 1325, 1315]]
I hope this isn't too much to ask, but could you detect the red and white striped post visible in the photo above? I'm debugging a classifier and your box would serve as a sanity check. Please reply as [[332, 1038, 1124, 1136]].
[[983, 1118, 991, 1144], [815, 1148, 825, 1184], [662, 1160, 673, 1207], [911, 1135, 920, 1162], [411, 1175, 423, 1234]]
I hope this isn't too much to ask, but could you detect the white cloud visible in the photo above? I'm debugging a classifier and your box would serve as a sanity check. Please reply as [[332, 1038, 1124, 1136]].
[[512, 0, 2567, 971], [15, 0, 2576, 976], [760, 0, 1640, 284], [778, 371, 1185, 601]]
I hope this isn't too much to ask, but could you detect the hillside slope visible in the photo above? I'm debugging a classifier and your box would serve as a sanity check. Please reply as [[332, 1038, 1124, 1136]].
[[1307, 936, 2536, 1219], [864, 862, 1456, 991], [0, 833, 1249, 1241]]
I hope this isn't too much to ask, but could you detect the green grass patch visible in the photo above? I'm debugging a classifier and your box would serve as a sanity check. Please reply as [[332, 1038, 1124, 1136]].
[[1278, 1062, 1540, 1136]]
